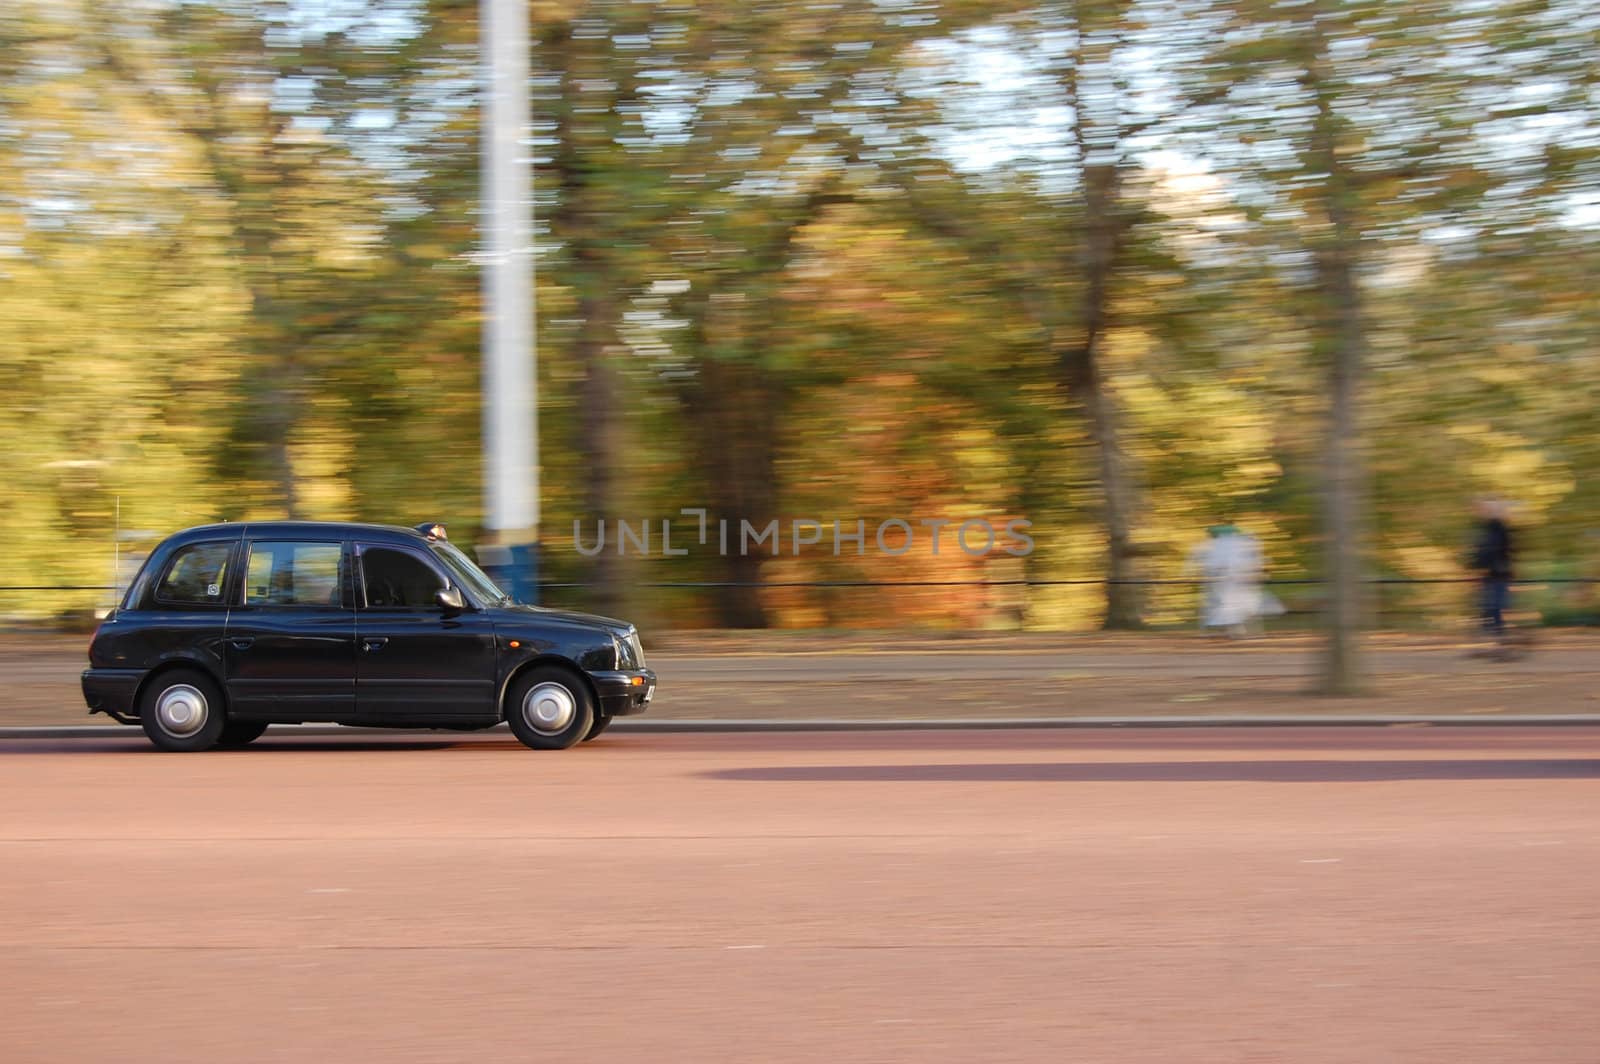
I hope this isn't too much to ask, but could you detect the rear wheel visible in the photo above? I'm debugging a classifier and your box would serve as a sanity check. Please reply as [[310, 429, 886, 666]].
[[505, 667, 595, 750], [217, 720, 270, 748], [582, 714, 613, 742], [139, 670, 227, 752]]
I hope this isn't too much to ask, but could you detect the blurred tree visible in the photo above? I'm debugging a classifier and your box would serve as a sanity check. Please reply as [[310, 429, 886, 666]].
[[1, 1, 249, 602], [3, 0, 1597, 642], [614, 0, 1032, 626], [1179, 0, 1529, 691], [89, 0, 412, 518], [535, 8, 655, 617], [885, 2, 1219, 629], [1050, 0, 1156, 628]]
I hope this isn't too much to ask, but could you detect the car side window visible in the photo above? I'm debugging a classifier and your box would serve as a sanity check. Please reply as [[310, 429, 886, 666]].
[[244, 541, 345, 607], [360, 547, 445, 609], [155, 541, 236, 606]]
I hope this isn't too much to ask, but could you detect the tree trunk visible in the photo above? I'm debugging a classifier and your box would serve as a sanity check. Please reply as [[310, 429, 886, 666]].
[[1319, 281, 1365, 694], [262, 376, 302, 519], [235, 279, 303, 521], [684, 353, 777, 628], [546, 19, 630, 618], [716, 547, 770, 629], [1315, 235, 1367, 693], [1078, 352, 1141, 629], [1060, 162, 1142, 629], [1308, 31, 1368, 694], [575, 281, 625, 617]]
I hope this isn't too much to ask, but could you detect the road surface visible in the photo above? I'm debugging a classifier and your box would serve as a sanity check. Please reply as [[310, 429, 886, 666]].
[[4, 726, 1598, 1062]]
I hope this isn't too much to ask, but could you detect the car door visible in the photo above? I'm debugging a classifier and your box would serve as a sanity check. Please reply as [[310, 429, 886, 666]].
[[354, 542, 497, 722], [138, 536, 242, 672], [223, 539, 357, 721]]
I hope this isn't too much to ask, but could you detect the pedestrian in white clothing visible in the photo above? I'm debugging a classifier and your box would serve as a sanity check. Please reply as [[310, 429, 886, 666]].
[[1189, 524, 1281, 636]]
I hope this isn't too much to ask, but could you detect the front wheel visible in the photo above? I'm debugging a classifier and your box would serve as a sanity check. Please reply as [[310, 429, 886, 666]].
[[139, 670, 227, 752], [582, 714, 613, 742], [505, 668, 595, 750]]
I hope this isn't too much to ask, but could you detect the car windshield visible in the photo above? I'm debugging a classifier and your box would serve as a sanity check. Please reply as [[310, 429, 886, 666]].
[[429, 542, 510, 605]]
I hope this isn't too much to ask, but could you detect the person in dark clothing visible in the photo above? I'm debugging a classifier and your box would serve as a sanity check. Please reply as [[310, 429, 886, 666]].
[[1469, 497, 1514, 640]]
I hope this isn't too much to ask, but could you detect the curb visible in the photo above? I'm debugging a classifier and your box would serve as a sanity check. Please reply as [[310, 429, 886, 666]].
[[4, 716, 1600, 740]]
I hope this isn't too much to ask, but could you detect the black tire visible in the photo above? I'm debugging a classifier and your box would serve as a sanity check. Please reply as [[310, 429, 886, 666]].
[[139, 669, 228, 752], [217, 719, 270, 748], [505, 667, 595, 750], [582, 714, 613, 742]]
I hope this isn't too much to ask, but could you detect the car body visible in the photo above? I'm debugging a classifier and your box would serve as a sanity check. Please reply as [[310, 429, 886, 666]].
[[82, 521, 655, 751]]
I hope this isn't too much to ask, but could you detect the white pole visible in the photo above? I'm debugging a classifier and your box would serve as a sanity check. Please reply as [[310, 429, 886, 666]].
[[481, 0, 537, 568]]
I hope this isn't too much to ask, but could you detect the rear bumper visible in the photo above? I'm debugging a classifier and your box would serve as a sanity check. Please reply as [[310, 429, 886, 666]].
[[589, 669, 656, 718], [81, 668, 143, 723]]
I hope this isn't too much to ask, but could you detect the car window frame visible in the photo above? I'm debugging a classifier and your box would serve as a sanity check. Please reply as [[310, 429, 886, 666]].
[[151, 539, 241, 610], [429, 541, 507, 606], [355, 542, 456, 611], [238, 539, 352, 610]]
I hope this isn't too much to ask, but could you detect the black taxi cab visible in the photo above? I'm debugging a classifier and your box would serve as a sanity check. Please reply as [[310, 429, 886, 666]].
[[81, 521, 655, 751]]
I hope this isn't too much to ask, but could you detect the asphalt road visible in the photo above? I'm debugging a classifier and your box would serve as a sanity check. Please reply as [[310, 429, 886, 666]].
[[4, 726, 1598, 1062]]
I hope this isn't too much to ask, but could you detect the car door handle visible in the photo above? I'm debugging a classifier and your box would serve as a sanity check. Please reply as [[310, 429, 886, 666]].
[[229, 637, 254, 651], [361, 638, 388, 652]]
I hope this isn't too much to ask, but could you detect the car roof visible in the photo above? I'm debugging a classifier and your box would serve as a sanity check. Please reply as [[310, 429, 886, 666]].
[[164, 521, 435, 547]]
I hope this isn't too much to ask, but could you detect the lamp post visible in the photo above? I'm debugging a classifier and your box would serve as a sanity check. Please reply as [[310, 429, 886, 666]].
[[479, 0, 538, 600]]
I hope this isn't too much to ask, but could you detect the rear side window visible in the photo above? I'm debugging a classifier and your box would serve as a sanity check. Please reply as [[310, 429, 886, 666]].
[[244, 542, 345, 607], [155, 541, 235, 606], [361, 547, 445, 609]]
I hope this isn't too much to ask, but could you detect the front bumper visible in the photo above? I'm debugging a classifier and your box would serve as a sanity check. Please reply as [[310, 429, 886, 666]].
[[81, 668, 143, 724], [589, 668, 656, 717]]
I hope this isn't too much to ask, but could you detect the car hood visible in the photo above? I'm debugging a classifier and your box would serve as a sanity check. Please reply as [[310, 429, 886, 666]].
[[488, 603, 632, 632]]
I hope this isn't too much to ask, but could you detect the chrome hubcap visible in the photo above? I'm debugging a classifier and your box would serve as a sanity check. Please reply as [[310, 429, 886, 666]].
[[155, 684, 208, 737], [523, 682, 576, 736]]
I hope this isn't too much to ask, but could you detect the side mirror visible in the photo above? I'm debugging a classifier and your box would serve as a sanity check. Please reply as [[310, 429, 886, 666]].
[[436, 586, 466, 615]]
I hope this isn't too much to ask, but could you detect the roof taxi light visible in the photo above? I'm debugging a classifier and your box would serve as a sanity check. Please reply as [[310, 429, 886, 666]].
[[414, 522, 448, 541]]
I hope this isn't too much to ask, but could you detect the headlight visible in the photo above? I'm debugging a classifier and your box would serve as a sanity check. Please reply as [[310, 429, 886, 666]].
[[611, 629, 644, 670]]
